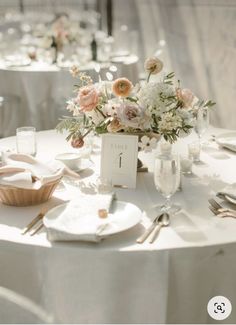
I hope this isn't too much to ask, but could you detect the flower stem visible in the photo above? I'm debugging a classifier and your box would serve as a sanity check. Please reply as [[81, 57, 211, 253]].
[[95, 107, 106, 118], [147, 71, 152, 83]]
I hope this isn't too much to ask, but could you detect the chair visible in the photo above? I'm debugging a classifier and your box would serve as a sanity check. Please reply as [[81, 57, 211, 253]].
[[0, 286, 54, 324]]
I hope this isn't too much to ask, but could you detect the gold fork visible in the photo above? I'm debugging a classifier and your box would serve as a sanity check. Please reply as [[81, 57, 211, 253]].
[[208, 198, 236, 218]]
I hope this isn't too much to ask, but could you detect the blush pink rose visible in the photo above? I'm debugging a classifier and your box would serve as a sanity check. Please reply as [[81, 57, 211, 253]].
[[176, 88, 194, 108], [77, 85, 99, 112]]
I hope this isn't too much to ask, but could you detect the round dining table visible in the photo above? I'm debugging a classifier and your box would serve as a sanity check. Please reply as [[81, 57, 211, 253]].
[[0, 126, 236, 324], [0, 55, 139, 136]]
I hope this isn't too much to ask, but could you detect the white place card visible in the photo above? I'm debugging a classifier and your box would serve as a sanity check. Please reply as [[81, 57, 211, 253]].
[[100, 134, 138, 188]]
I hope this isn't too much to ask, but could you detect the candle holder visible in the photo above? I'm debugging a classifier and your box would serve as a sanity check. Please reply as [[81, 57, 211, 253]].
[[188, 141, 201, 162]]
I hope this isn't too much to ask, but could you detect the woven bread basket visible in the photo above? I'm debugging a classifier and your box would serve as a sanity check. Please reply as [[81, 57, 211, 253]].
[[0, 178, 61, 207]]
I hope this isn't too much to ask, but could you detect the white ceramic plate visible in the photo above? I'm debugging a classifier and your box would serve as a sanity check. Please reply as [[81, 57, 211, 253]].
[[43, 200, 142, 237], [216, 132, 236, 148], [225, 195, 236, 205]]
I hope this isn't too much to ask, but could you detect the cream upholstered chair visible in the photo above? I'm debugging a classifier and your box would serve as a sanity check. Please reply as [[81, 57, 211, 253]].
[[0, 286, 54, 324]]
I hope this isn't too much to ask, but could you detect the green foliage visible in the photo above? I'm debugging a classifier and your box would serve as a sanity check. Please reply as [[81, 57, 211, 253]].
[[163, 72, 175, 85]]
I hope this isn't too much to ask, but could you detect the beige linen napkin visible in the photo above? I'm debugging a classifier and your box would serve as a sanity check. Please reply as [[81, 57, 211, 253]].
[[0, 154, 80, 189], [45, 193, 115, 242]]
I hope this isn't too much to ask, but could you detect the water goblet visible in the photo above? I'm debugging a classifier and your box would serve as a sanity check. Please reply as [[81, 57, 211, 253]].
[[154, 154, 181, 214], [194, 107, 209, 143]]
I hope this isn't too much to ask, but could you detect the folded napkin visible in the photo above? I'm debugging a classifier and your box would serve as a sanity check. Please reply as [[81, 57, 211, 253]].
[[45, 193, 115, 242], [0, 154, 80, 189], [217, 183, 236, 200], [217, 138, 236, 152]]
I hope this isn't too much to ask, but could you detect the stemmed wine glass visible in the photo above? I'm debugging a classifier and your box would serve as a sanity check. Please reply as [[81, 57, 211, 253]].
[[194, 107, 209, 143], [154, 154, 181, 214]]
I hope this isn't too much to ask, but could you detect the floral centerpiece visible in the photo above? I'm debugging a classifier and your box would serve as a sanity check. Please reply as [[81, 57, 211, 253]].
[[56, 57, 215, 152], [40, 15, 81, 63]]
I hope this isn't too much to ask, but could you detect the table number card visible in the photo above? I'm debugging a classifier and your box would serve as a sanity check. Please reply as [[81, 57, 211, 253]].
[[100, 134, 138, 188]]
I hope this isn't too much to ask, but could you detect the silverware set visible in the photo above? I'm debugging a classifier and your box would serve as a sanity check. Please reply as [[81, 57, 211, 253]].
[[208, 198, 236, 218], [136, 212, 170, 244], [21, 207, 47, 236]]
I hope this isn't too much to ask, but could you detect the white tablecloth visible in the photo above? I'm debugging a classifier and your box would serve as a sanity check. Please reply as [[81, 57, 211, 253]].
[[0, 56, 139, 136], [0, 127, 236, 323]]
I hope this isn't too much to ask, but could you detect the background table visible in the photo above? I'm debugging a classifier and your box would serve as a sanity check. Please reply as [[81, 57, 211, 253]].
[[0, 55, 139, 136], [0, 127, 236, 323]]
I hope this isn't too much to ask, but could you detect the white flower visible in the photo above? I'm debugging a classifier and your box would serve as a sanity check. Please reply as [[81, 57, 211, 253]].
[[104, 98, 121, 117], [138, 82, 175, 116], [158, 112, 182, 133], [70, 65, 80, 77], [86, 109, 104, 125], [138, 136, 157, 152]]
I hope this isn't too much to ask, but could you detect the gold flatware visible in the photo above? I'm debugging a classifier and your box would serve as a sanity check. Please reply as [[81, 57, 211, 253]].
[[30, 222, 44, 236], [208, 199, 236, 218], [136, 213, 163, 244], [149, 213, 170, 243], [21, 211, 45, 235], [22, 205, 54, 235]]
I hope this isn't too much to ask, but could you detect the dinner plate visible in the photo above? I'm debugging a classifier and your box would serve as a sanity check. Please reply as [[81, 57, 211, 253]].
[[43, 200, 142, 237], [216, 132, 236, 150], [225, 195, 236, 205]]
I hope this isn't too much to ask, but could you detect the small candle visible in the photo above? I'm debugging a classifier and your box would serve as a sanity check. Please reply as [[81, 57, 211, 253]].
[[188, 142, 201, 162], [160, 141, 172, 155], [180, 157, 193, 174]]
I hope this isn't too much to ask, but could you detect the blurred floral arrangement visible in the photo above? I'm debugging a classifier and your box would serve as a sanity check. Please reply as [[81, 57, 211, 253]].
[[39, 15, 81, 61], [56, 57, 215, 152]]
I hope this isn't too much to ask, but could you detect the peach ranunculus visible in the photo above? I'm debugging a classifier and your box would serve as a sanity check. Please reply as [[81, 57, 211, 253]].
[[107, 117, 123, 133], [112, 78, 133, 98], [144, 57, 163, 74], [176, 88, 194, 108], [76, 85, 99, 112]]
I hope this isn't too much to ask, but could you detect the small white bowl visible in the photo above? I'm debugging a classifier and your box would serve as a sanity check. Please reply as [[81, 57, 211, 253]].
[[55, 153, 81, 170]]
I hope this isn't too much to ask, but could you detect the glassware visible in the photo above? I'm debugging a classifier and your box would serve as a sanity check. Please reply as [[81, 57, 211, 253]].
[[96, 176, 113, 194], [188, 141, 201, 162], [194, 107, 209, 143], [16, 127, 37, 156], [180, 154, 193, 174], [154, 154, 181, 213], [159, 137, 172, 156]]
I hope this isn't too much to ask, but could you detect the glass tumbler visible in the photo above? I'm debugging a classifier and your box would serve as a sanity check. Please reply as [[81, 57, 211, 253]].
[[16, 126, 37, 156]]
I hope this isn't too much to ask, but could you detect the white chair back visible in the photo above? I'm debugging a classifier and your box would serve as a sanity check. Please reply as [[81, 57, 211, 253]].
[[0, 286, 53, 324]]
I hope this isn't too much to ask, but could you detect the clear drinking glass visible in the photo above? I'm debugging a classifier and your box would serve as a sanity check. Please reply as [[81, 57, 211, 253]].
[[154, 154, 181, 213], [194, 107, 209, 142], [16, 127, 37, 156], [188, 141, 201, 162]]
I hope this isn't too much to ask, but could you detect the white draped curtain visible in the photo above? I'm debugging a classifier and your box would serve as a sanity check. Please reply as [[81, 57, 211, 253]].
[[113, 0, 236, 129]]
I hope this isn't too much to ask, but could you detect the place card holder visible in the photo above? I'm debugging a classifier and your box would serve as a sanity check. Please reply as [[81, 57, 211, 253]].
[[100, 134, 138, 189]]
